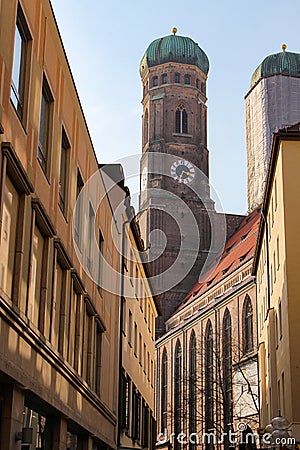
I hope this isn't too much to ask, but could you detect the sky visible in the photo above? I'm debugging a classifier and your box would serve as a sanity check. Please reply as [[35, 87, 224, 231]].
[[50, 0, 300, 215]]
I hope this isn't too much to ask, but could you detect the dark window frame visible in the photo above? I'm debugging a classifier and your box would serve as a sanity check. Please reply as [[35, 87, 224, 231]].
[[10, 5, 31, 122], [38, 75, 53, 174]]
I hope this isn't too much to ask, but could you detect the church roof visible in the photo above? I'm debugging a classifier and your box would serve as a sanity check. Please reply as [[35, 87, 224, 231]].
[[139, 31, 209, 77], [174, 206, 261, 312], [251, 46, 300, 88]]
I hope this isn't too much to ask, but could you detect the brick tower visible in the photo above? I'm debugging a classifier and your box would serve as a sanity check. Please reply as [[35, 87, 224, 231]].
[[138, 29, 219, 336]]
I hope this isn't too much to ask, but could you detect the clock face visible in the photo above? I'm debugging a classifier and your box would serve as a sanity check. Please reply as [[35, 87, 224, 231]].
[[141, 166, 148, 191], [170, 159, 195, 184]]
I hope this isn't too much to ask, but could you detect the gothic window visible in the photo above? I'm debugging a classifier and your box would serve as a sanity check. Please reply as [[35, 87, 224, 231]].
[[175, 105, 188, 134], [143, 109, 149, 146], [174, 73, 180, 83], [162, 74, 167, 84], [161, 348, 168, 432], [174, 340, 182, 450], [243, 295, 254, 354], [205, 321, 213, 449], [222, 309, 232, 448], [152, 76, 158, 87], [189, 331, 197, 449], [184, 74, 191, 85]]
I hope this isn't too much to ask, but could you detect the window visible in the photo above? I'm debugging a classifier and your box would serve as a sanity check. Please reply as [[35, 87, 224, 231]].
[[142, 402, 149, 448], [279, 301, 282, 338], [175, 104, 188, 134], [74, 170, 84, 248], [281, 372, 285, 416], [189, 331, 196, 448], [139, 333, 142, 365], [275, 312, 279, 348], [222, 310, 232, 448], [134, 322, 138, 356], [38, 76, 53, 173], [51, 258, 65, 351], [82, 302, 93, 386], [162, 74, 167, 84], [174, 340, 182, 450], [67, 286, 81, 369], [276, 236, 280, 270], [59, 128, 70, 214], [132, 385, 141, 440], [196, 79, 199, 89], [10, 5, 31, 120], [121, 372, 130, 431], [27, 224, 45, 328], [94, 321, 102, 395], [87, 202, 95, 273], [274, 179, 278, 210], [161, 348, 168, 432], [243, 296, 254, 354], [184, 74, 191, 85], [128, 310, 132, 346], [205, 321, 214, 449], [152, 76, 158, 87], [0, 176, 19, 297], [174, 73, 180, 83], [143, 109, 149, 146]]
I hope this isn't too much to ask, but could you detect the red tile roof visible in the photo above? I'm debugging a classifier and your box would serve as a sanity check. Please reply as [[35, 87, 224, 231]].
[[175, 206, 261, 312]]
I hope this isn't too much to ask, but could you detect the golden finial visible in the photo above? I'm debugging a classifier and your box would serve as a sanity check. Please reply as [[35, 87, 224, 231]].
[[172, 27, 178, 35], [282, 44, 287, 52]]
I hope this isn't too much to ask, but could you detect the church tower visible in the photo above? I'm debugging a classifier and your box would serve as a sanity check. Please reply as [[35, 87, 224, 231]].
[[245, 45, 300, 212], [139, 29, 217, 335]]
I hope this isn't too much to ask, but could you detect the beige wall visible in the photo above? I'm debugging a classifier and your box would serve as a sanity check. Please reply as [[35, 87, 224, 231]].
[[0, 0, 122, 447], [255, 137, 300, 440]]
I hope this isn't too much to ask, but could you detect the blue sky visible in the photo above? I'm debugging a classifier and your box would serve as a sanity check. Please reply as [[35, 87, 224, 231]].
[[50, 0, 300, 214]]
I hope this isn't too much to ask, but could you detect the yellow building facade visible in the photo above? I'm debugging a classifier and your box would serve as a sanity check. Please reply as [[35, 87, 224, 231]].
[[253, 124, 300, 443], [119, 203, 160, 450], [0, 0, 157, 449]]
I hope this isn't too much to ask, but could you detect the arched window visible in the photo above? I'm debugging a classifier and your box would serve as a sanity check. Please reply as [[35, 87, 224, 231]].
[[223, 309, 232, 449], [174, 340, 182, 450], [243, 296, 254, 354], [143, 109, 148, 146], [174, 73, 180, 83], [161, 348, 168, 433], [189, 331, 197, 449], [184, 74, 191, 85], [162, 74, 167, 84], [205, 321, 213, 449], [152, 76, 158, 87], [175, 105, 188, 134]]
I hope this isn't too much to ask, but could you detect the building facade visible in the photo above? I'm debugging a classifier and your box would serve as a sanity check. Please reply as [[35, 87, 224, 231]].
[[155, 208, 260, 450], [253, 124, 300, 444], [119, 202, 159, 450], [0, 1, 157, 449], [245, 46, 300, 212]]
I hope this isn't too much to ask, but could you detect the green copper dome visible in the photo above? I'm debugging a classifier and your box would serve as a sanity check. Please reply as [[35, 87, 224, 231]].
[[139, 32, 209, 77], [251, 46, 300, 87]]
